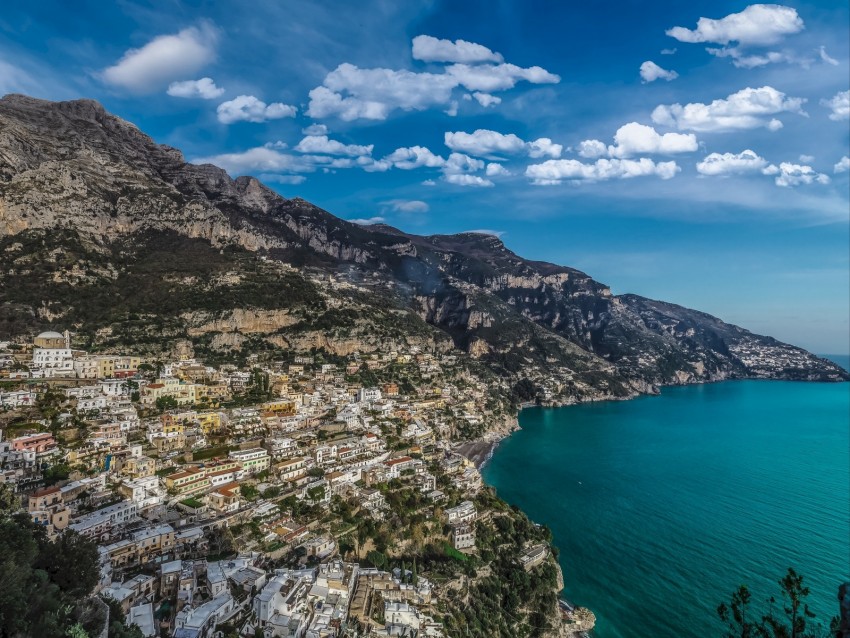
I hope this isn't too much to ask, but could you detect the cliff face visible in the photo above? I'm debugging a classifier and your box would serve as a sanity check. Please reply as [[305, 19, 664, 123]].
[[0, 93, 846, 391]]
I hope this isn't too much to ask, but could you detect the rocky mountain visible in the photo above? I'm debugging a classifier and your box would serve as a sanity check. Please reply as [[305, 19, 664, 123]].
[[0, 94, 845, 403]]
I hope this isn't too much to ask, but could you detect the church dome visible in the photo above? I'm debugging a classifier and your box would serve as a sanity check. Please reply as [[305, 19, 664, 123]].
[[36, 331, 64, 340]]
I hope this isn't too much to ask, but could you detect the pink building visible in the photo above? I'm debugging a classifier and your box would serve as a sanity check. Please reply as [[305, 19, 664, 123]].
[[12, 432, 57, 454]]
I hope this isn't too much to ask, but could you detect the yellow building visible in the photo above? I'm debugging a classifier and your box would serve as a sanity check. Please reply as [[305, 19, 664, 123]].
[[165, 468, 210, 495]]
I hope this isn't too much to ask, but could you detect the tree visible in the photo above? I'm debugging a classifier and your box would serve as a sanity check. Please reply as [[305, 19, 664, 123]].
[[34, 530, 99, 599], [155, 395, 178, 413], [717, 585, 754, 638], [762, 568, 816, 638]]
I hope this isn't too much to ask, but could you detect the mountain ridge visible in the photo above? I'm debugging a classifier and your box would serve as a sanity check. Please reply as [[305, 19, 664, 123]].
[[0, 93, 845, 408]]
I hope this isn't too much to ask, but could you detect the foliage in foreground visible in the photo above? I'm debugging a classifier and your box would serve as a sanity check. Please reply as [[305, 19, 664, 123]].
[[718, 568, 840, 638], [0, 485, 142, 638]]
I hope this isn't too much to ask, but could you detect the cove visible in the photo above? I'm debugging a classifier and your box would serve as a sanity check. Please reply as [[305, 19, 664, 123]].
[[483, 368, 850, 638]]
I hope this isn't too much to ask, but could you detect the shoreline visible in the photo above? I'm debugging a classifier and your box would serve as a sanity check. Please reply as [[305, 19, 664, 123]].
[[465, 373, 850, 637]]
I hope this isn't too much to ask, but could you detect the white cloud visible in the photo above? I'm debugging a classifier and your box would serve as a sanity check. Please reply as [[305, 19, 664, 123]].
[[302, 123, 329, 136], [101, 22, 218, 93], [465, 229, 505, 237], [383, 146, 446, 170], [651, 86, 805, 132], [384, 199, 430, 213], [661, 48, 677, 55], [773, 162, 830, 187], [821, 90, 849, 121], [472, 92, 501, 107], [486, 162, 510, 176], [640, 61, 678, 82], [526, 158, 680, 184], [666, 5, 804, 47], [307, 64, 458, 121], [446, 63, 560, 92], [422, 179, 437, 186], [576, 139, 608, 159], [306, 40, 558, 121], [527, 138, 563, 159], [442, 152, 492, 186], [167, 77, 224, 99], [444, 129, 562, 159], [294, 135, 373, 157], [193, 146, 316, 175], [259, 173, 306, 185], [695, 149, 770, 175], [834, 156, 850, 173], [608, 122, 697, 157], [349, 216, 386, 225], [798, 154, 814, 163], [818, 46, 839, 66], [443, 152, 485, 174], [444, 174, 494, 187], [217, 95, 297, 124], [412, 35, 503, 64], [445, 129, 526, 157]]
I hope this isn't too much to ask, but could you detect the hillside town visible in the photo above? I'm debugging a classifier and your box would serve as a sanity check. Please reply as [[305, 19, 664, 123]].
[[0, 330, 595, 638]]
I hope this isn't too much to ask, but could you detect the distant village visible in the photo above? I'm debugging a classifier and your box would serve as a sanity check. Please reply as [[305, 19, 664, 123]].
[[0, 330, 593, 638]]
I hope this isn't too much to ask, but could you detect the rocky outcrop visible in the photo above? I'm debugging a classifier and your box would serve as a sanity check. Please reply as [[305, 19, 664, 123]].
[[0, 93, 846, 389]]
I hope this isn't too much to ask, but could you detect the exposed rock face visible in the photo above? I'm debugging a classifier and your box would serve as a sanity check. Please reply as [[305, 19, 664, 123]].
[[0, 93, 846, 391]]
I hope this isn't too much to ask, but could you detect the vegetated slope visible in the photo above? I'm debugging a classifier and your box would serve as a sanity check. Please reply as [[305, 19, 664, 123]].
[[0, 93, 845, 398]]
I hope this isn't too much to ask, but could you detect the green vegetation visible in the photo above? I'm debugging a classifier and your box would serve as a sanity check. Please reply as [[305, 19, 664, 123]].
[[0, 484, 142, 638]]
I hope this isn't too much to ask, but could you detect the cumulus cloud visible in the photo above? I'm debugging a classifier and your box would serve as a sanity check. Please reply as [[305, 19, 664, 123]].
[[486, 163, 510, 176], [412, 35, 503, 64], [384, 199, 430, 213], [667, 5, 806, 68], [695, 149, 771, 175], [821, 90, 849, 121], [666, 5, 803, 47], [445, 130, 526, 157], [661, 48, 677, 55], [444, 129, 562, 159], [526, 158, 680, 184], [608, 122, 697, 157], [798, 154, 815, 163], [101, 22, 218, 93], [193, 146, 315, 175], [445, 63, 560, 92], [472, 92, 501, 107], [349, 216, 386, 225], [306, 53, 559, 121], [640, 61, 678, 82], [307, 64, 457, 120], [442, 152, 493, 186], [651, 86, 805, 132], [166, 77, 224, 99], [383, 146, 446, 170], [772, 162, 830, 187], [834, 156, 850, 173], [294, 135, 373, 156], [444, 174, 494, 187], [302, 123, 329, 136], [217, 95, 297, 124], [576, 139, 608, 159], [527, 138, 563, 159]]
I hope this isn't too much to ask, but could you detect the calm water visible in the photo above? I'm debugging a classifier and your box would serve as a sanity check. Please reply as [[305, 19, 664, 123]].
[[483, 356, 850, 638]]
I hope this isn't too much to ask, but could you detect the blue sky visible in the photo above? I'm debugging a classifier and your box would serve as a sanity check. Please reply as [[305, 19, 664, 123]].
[[1, 0, 848, 353]]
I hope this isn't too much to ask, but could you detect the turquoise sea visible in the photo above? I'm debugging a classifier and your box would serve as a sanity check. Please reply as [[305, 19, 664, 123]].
[[483, 356, 850, 638]]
